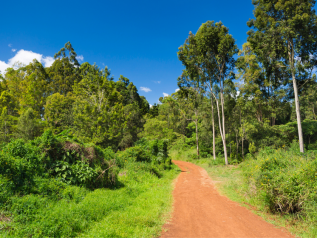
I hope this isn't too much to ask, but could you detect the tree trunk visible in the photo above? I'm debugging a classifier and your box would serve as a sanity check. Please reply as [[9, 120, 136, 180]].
[[220, 88, 228, 165], [211, 98, 216, 160], [210, 91, 227, 165], [236, 132, 239, 155], [289, 40, 305, 153], [242, 136, 244, 160], [195, 113, 199, 158], [292, 72, 305, 153]]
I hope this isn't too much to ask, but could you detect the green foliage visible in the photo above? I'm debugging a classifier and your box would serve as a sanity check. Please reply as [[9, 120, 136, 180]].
[[0, 133, 177, 237], [16, 108, 42, 141], [72, 71, 126, 149], [242, 143, 317, 220], [0, 130, 118, 197], [249, 142, 256, 156], [117, 138, 172, 175], [44, 93, 74, 133], [139, 118, 181, 144]]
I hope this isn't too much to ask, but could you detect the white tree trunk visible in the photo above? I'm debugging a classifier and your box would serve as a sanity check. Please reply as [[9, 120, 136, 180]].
[[220, 89, 228, 165], [292, 72, 305, 153], [211, 97, 216, 160], [210, 92, 228, 165], [289, 40, 305, 153], [195, 116, 199, 158]]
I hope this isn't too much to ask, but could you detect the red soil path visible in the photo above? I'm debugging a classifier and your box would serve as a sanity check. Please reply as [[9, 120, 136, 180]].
[[161, 161, 294, 238]]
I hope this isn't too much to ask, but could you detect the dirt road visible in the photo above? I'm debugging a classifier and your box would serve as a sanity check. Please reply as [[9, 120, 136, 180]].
[[161, 161, 294, 238]]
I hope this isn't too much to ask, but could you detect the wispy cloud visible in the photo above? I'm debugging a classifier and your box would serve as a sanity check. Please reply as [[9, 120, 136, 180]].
[[140, 87, 152, 92], [76, 55, 84, 62], [12, 49, 16, 52], [163, 92, 169, 97], [42, 56, 55, 67], [153, 81, 161, 84], [8, 44, 12, 47]]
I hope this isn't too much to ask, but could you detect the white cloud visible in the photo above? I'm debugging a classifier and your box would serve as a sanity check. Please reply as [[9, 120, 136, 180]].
[[76, 55, 84, 62], [0, 61, 10, 75], [12, 49, 16, 52], [8, 49, 43, 66], [8, 44, 12, 47], [149, 104, 153, 108], [153, 81, 161, 84], [163, 92, 169, 97], [42, 56, 55, 67], [0, 49, 56, 75], [140, 87, 152, 92], [175, 88, 180, 92]]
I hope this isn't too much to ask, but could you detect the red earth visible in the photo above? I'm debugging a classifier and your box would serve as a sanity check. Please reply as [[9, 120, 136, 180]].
[[160, 160, 294, 238]]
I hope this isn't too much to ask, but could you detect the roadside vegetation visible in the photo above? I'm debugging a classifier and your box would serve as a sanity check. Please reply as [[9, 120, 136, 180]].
[[0, 132, 178, 237]]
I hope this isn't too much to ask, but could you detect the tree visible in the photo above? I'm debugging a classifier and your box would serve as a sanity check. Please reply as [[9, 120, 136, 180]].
[[47, 42, 81, 95], [178, 21, 238, 164], [0, 91, 18, 142], [72, 67, 126, 149], [178, 71, 204, 157], [44, 93, 75, 133], [115, 76, 149, 149], [178, 30, 218, 160], [247, 0, 317, 153], [16, 108, 41, 141]]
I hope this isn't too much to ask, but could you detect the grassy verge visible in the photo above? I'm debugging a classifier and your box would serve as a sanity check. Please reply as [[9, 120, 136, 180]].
[[170, 148, 316, 238], [1, 165, 179, 238], [0, 134, 180, 237], [78, 166, 179, 238]]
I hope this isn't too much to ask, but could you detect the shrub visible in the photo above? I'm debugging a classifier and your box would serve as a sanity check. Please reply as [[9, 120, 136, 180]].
[[242, 143, 317, 218], [0, 130, 119, 194]]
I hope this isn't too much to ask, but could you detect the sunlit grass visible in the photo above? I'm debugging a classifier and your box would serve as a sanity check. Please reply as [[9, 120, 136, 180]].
[[1, 164, 179, 238]]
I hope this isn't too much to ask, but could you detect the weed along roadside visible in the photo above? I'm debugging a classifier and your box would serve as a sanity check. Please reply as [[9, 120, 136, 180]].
[[0, 134, 179, 237]]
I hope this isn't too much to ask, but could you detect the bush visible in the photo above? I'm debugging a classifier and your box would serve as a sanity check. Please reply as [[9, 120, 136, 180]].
[[0, 130, 119, 195], [117, 138, 172, 176], [242, 142, 317, 218]]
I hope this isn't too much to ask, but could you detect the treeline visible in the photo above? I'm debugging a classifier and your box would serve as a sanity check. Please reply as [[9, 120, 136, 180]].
[[0, 42, 151, 150], [142, 0, 317, 165]]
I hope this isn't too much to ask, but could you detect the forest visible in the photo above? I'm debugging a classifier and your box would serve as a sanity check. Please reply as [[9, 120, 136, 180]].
[[1, 0, 317, 237]]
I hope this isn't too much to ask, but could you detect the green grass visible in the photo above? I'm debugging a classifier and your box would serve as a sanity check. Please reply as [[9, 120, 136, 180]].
[[0, 164, 179, 237], [170, 148, 317, 238]]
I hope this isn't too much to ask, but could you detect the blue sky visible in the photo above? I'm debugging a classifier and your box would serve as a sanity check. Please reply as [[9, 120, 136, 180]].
[[0, 0, 257, 105]]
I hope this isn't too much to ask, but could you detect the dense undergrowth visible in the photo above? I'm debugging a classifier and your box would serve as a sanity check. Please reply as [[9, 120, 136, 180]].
[[0, 131, 178, 237], [171, 143, 317, 238]]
